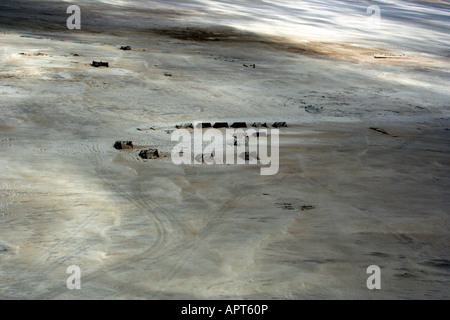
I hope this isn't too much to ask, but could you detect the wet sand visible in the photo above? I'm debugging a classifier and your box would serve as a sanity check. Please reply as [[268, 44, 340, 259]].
[[0, 0, 449, 299]]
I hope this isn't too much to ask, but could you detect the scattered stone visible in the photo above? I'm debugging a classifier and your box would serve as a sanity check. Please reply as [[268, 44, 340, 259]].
[[91, 61, 109, 68], [120, 46, 131, 50], [231, 122, 247, 128], [243, 63, 256, 68], [114, 141, 133, 150], [19, 52, 47, 56], [213, 122, 229, 128], [301, 205, 316, 211], [273, 122, 288, 128], [164, 72, 172, 77], [139, 149, 159, 159], [252, 122, 268, 128]]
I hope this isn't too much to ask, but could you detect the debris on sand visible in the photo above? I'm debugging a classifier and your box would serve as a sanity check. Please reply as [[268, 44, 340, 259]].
[[176, 123, 193, 129], [91, 61, 109, 68], [304, 105, 323, 114], [231, 122, 247, 128], [114, 141, 133, 150], [213, 122, 229, 128], [120, 46, 131, 50], [19, 52, 47, 56], [370, 127, 398, 137], [252, 122, 268, 128], [273, 122, 288, 128], [301, 205, 316, 211], [243, 63, 256, 68], [139, 149, 159, 160], [164, 72, 172, 77]]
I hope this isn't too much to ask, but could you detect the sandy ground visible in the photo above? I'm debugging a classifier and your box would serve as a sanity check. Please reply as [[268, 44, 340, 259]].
[[0, 0, 449, 299]]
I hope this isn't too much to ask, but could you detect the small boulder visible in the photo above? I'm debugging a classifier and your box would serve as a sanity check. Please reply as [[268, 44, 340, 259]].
[[114, 141, 133, 150], [91, 61, 109, 68], [231, 122, 247, 128], [213, 122, 229, 128], [273, 122, 288, 128], [252, 122, 268, 128], [139, 149, 159, 160]]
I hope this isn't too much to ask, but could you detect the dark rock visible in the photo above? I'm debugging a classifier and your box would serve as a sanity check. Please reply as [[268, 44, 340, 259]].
[[231, 122, 247, 128], [213, 122, 229, 128], [91, 61, 109, 68], [301, 205, 316, 211], [120, 46, 131, 50], [273, 122, 288, 128], [114, 141, 133, 150], [139, 149, 159, 160], [252, 122, 268, 128]]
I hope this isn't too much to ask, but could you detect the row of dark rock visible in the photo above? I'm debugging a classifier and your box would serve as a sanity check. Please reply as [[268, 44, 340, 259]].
[[175, 122, 287, 129], [91, 46, 131, 68], [114, 141, 159, 160]]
